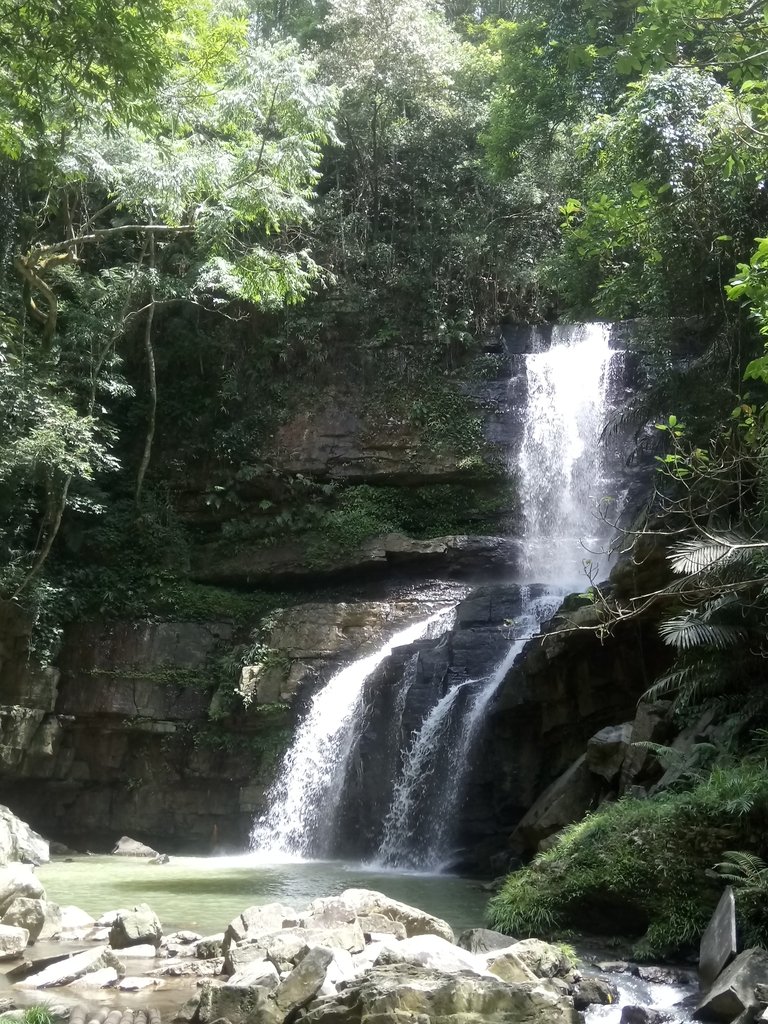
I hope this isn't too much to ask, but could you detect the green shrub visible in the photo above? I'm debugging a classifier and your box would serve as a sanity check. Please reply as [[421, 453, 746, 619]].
[[488, 761, 768, 959]]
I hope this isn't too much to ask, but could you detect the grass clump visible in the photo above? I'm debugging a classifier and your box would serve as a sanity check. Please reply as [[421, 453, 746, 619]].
[[22, 1007, 56, 1024], [488, 761, 768, 960]]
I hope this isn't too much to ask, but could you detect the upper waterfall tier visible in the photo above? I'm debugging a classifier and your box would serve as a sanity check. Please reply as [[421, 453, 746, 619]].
[[517, 322, 620, 589]]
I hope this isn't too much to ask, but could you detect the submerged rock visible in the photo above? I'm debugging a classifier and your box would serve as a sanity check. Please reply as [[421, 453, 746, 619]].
[[111, 836, 159, 858]]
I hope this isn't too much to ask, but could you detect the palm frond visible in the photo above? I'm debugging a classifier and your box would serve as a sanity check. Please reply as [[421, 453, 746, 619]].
[[669, 534, 762, 576], [659, 614, 746, 651]]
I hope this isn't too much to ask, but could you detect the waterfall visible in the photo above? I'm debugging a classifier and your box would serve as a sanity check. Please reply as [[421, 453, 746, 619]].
[[371, 323, 620, 870], [250, 608, 454, 859], [375, 587, 563, 869], [519, 322, 617, 587], [250, 322, 620, 867]]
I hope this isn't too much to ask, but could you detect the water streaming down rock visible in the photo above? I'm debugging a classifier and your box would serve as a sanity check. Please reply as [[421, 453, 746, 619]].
[[519, 322, 619, 587], [374, 587, 564, 869], [371, 323, 622, 869], [249, 608, 455, 858]]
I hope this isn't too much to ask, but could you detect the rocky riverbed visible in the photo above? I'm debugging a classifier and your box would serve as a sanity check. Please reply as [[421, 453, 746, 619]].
[[0, 807, 764, 1024]]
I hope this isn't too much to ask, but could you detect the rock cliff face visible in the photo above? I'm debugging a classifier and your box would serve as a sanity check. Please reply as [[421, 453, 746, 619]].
[[0, 586, 463, 851], [0, 324, 662, 865]]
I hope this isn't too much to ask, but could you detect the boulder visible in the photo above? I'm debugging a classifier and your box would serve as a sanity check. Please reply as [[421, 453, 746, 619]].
[[22, 944, 124, 988], [195, 934, 224, 959], [485, 951, 539, 985], [508, 939, 574, 979], [275, 945, 335, 1015], [0, 924, 28, 960], [306, 897, 358, 927], [339, 888, 455, 942], [224, 904, 299, 948], [67, 966, 119, 990], [2, 897, 47, 943], [699, 887, 737, 991], [586, 724, 632, 782], [357, 914, 406, 941], [235, 924, 365, 971], [303, 963, 579, 1023], [0, 864, 45, 916], [573, 976, 619, 1010], [228, 958, 280, 989], [458, 928, 517, 954], [376, 933, 484, 975], [0, 807, 48, 866], [321, 948, 357, 995], [225, 941, 275, 976], [118, 976, 160, 991], [695, 947, 768, 1021], [111, 836, 158, 857], [621, 1009, 671, 1024], [109, 903, 162, 948], [38, 901, 62, 940], [117, 943, 160, 958], [157, 958, 224, 978], [58, 905, 96, 939], [197, 980, 281, 1024], [511, 756, 597, 851]]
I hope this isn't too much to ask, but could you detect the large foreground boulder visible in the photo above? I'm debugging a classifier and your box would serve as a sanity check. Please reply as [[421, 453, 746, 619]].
[[695, 947, 768, 1021], [303, 963, 579, 1023], [339, 889, 455, 943], [0, 807, 48, 866]]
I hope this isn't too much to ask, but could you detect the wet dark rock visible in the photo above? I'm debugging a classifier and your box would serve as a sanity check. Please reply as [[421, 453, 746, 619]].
[[573, 977, 619, 1010], [695, 947, 768, 1021], [620, 1008, 671, 1024], [457, 928, 516, 954]]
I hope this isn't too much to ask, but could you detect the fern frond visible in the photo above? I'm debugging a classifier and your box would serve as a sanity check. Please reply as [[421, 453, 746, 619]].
[[659, 615, 746, 651], [644, 659, 713, 701], [669, 535, 762, 576]]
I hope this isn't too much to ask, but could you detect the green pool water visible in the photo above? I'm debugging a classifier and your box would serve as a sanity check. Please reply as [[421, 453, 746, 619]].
[[37, 855, 490, 936]]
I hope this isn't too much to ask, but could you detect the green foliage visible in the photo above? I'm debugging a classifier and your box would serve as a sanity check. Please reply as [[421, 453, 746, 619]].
[[488, 760, 768, 958], [21, 1006, 55, 1024]]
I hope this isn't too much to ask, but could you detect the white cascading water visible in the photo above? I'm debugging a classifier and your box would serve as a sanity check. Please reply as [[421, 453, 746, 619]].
[[373, 323, 619, 870], [519, 322, 617, 588], [249, 608, 454, 858]]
